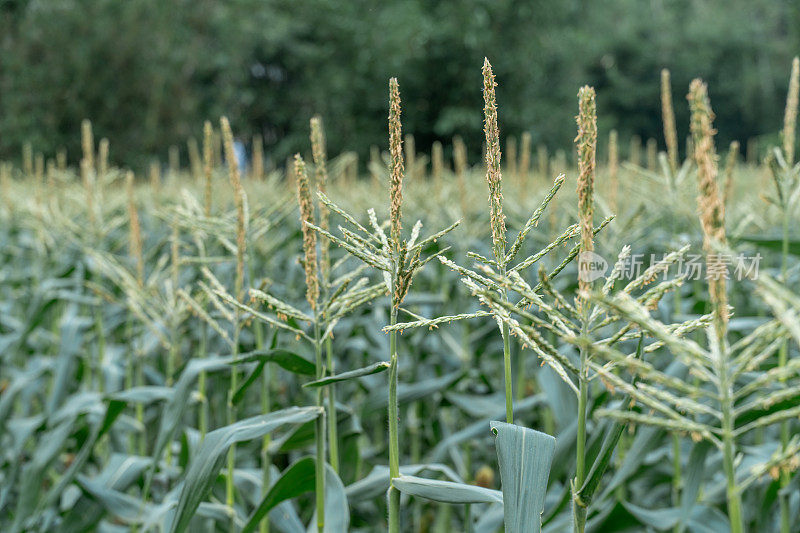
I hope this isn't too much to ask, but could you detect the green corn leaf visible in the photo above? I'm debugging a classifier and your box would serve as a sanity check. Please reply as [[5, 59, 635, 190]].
[[346, 463, 462, 502], [12, 419, 74, 530], [14, 399, 125, 532], [233, 349, 316, 403], [62, 454, 153, 532], [0, 363, 50, 429], [303, 361, 390, 388], [491, 421, 556, 533], [170, 406, 322, 533], [305, 462, 350, 533], [677, 441, 711, 532], [392, 475, 503, 504], [241, 457, 315, 533], [622, 502, 730, 532], [734, 235, 800, 256], [110, 386, 174, 404], [233, 361, 268, 405]]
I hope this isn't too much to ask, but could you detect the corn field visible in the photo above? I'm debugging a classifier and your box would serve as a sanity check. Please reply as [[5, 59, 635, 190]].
[[1, 59, 800, 533]]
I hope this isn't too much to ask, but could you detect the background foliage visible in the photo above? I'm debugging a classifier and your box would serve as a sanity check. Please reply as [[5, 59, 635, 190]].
[[1, 0, 799, 168]]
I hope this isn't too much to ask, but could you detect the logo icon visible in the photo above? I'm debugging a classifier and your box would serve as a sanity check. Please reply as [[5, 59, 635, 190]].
[[578, 251, 608, 282]]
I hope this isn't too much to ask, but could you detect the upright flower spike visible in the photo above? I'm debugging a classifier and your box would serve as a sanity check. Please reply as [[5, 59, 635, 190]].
[[520, 130, 532, 182], [404, 134, 416, 181], [35, 153, 44, 180], [389, 78, 404, 255], [310, 116, 330, 286], [126, 171, 144, 286], [646, 138, 657, 171], [453, 135, 468, 215], [661, 69, 679, 174], [629, 134, 641, 166], [687, 79, 728, 330], [252, 134, 264, 180], [187, 137, 201, 178], [81, 158, 95, 227], [506, 136, 518, 176], [203, 121, 214, 217], [576, 86, 597, 307], [537, 143, 548, 178], [782, 57, 799, 166], [22, 142, 33, 176], [519, 131, 531, 179], [431, 140, 443, 181], [482, 58, 506, 264], [608, 129, 619, 212], [149, 161, 160, 192], [98, 138, 109, 177], [295, 154, 319, 311], [81, 119, 94, 171], [723, 140, 740, 207], [574, 87, 597, 532], [220, 116, 246, 303]]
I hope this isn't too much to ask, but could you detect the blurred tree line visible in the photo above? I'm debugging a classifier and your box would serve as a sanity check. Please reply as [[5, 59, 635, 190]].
[[1, 0, 799, 170]]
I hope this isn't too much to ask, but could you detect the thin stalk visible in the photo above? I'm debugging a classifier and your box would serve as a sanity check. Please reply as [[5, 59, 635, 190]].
[[94, 307, 106, 393], [166, 225, 180, 468], [125, 316, 136, 454], [313, 321, 326, 533], [672, 434, 682, 501], [576, 345, 588, 486], [93, 301, 109, 462], [257, 359, 273, 533], [167, 224, 180, 388], [135, 351, 145, 455], [573, 319, 589, 533], [198, 330, 208, 438], [325, 335, 339, 472], [515, 340, 527, 402], [259, 362, 272, 533], [226, 322, 240, 525], [167, 316, 178, 388], [388, 303, 400, 533], [502, 320, 513, 423], [196, 236, 210, 440], [719, 349, 743, 533], [544, 330, 558, 436], [672, 434, 682, 533], [244, 257, 270, 533]]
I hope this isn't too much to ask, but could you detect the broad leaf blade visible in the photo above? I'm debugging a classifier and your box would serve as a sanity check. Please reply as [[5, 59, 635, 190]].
[[303, 361, 390, 388], [392, 475, 503, 504], [491, 421, 556, 533], [242, 457, 315, 533], [170, 406, 322, 533]]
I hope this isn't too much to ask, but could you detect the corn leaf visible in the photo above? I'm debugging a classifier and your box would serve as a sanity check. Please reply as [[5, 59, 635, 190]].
[[491, 421, 556, 533]]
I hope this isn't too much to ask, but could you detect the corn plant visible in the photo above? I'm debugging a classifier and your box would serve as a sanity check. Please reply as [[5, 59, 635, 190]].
[[204, 155, 390, 532], [307, 77, 461, 532]]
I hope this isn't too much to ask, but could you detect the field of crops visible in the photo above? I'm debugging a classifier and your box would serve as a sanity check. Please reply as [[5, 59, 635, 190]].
[[1, 59, 799, 533]]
